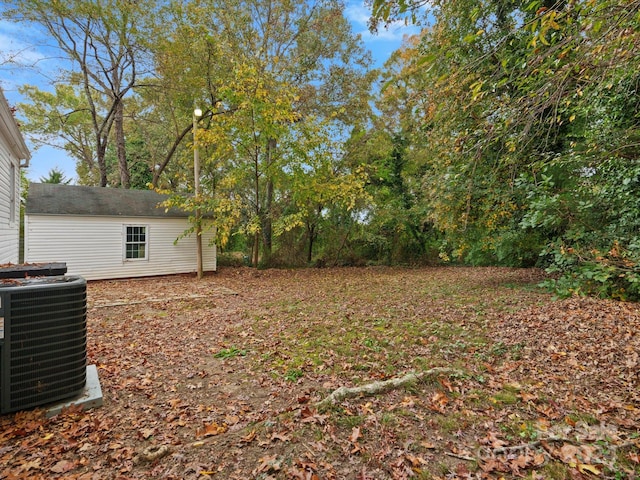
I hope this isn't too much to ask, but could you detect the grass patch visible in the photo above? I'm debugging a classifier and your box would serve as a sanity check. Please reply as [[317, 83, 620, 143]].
[[491, 388, 520, 406], [213, 346, 247, 358], [284, 368, 304, 382]]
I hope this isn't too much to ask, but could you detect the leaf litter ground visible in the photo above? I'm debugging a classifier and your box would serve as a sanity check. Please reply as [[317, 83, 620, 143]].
[[1, 267, 638, 479]]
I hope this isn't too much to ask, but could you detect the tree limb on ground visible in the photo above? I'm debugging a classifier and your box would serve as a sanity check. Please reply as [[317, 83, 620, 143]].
[[90, 289, 238, 309], [315, 367, 463, 409]]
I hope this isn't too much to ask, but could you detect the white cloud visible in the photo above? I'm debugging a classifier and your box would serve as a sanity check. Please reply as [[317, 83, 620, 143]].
[[345, 1, 420, 44], [0, 21, 48, 67], [344, 1, 371, 26], [343, 1, 421, 67]]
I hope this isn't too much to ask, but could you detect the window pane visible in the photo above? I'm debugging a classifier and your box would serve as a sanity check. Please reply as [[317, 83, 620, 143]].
[[125, 226, 147, 260]]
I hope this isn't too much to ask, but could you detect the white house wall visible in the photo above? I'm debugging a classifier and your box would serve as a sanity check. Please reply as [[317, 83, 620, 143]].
[[24, 215, 216, 280], [0, 143, 19, 264]]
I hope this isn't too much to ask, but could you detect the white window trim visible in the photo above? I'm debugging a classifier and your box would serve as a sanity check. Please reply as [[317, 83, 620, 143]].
[[123, 224, 149, 262]]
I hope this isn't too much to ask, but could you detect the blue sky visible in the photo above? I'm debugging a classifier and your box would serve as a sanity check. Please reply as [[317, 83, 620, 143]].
[[0, 1, 418, 183]]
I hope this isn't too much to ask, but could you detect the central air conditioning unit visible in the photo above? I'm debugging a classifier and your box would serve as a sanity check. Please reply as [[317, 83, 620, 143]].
[[0, 275, 87, 414]]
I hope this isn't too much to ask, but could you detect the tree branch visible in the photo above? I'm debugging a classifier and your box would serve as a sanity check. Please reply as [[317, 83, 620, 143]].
[[316, 367, 463, 409]]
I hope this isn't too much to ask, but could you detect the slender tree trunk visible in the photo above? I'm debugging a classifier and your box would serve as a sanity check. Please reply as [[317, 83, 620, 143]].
[[263, 177, 273, 266], [252, 232, 260, 267], [115, 100, 130, 188], [307, 222, 316, 264], [151, 123, 193, 187], [253, 147, 261, 268], [262, 138, 276, 267], [97, 142, 108, 187]]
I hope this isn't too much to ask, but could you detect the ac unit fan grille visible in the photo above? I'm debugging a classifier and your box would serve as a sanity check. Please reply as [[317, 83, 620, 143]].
[[1, 278, 87, 413]]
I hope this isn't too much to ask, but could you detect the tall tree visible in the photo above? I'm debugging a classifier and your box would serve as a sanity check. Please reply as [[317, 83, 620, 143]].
[[39, 167, 72, 185], [157, 0, 374, 267], [369, 0, 640, 295], [5, 0, 149, 188]]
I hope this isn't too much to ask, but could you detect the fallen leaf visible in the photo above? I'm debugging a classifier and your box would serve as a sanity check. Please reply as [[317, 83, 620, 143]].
[[199, 423, 228, 437], [271, 431, 291, 442], [481, 431, 507, 448], [430, 391, 449, 412], [519, 391, 537, 402], [479, 457, 503, 473], [349, 426, 361, 444], [361, 402, 375, 415], [241, 429, 257, 443], [20, 459, 42, 472], [405, 453, 428, 467], [254, 455, 282, 474], [577, 463, 601, 475], [50, 460, 76, 474], [224, 414, 239, 425]]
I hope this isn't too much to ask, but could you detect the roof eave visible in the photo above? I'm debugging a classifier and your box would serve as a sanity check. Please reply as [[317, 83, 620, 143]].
[[0, 89, 31, 166]]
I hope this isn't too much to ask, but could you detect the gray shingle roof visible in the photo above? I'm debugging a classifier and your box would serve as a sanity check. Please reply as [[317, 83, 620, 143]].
[[26, 183, 191, 218]]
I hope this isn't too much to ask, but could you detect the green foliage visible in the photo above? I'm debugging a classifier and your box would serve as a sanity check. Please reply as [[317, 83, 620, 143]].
[[213, 347, 247, 359], [7, 0, 148, 188], [159, 0, 374, 267], [9, 0, 640, 288], [283, 368, 304, 382], [38, 167, 72, 185], [364, 0, 640, 299]]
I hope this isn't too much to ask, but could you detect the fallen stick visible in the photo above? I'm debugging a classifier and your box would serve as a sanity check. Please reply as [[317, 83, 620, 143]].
[[91, 294, 211, 308], [489, 435, 569, 456], [315, 367, 463, 409], [489, 441, 542, 455], [445, 451, 476, 462]]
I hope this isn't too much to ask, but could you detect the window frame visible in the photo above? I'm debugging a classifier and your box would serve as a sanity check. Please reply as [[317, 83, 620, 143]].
[[123, 224, 149, 262]]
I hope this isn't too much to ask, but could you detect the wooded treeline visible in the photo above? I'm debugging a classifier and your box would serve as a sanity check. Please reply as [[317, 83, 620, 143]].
[[4, 0, 640, 299]]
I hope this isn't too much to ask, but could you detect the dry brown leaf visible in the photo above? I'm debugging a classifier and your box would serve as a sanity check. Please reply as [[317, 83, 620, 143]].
[[405, 453, 428, 467], [200, 422, 228, 437], [349, 426, 361, 444], [577, 463, 601, 475], [241, 429, 257, 443], [479, 457, 501, 473], [271, 431, 291, 442], [50, 460, 76, 474]]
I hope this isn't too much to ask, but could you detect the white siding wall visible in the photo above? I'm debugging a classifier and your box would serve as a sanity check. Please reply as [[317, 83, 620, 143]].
[[24, 215, 216, 280], [0, 141, 19, 264]]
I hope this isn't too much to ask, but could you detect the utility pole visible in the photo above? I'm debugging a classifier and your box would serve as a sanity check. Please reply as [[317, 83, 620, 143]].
[[193, 107, 203, 279]]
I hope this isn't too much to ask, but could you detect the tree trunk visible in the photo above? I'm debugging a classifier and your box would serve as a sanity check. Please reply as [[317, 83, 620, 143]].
[[151, 123, 193, 187], [115, 100, 130, 188], [262, 177, 273, 266], [252, 231, 260, 268], [262, 138, 276, 267], [97, 142, 108, 187], [307, 221, 316, 264]]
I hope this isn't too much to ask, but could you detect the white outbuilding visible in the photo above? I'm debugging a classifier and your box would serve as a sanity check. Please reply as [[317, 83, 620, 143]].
[[24, 183, 216, 280], [0, 89, 30, 265]]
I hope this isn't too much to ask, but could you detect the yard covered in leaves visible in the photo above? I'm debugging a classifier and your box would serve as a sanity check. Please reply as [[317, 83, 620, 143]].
[[1, 266, 638, 479]]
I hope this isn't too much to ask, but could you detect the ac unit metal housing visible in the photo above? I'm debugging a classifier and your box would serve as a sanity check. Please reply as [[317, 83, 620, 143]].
[[0, 275, 87, 414]]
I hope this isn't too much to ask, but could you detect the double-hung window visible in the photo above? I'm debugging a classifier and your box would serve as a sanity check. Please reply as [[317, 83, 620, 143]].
[[124, 225, 148, 260]]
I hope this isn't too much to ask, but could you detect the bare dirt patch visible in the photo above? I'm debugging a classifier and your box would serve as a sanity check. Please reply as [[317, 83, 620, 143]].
[[1, 267, 638, 479]]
